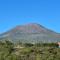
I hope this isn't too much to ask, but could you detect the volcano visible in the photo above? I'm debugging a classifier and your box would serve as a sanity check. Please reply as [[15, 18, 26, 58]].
[[0, 23, 60, 43]]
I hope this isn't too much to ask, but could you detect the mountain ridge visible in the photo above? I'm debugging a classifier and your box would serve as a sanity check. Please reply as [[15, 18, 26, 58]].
[[0, 23, 60, 43]]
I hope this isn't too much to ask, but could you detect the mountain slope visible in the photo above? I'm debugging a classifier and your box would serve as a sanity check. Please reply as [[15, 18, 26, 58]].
[[0, 23, 60, 43]]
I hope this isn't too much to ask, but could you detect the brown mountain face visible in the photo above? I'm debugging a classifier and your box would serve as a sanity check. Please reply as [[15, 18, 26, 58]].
[[0, 23, 60, 43], [8, 23, 57, 34]]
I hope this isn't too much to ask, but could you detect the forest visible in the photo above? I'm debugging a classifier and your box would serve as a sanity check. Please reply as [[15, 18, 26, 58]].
[[0, 40, 60, 60]]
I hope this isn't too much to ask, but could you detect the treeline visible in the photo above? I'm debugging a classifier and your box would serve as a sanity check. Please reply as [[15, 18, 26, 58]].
[[19, 42, 59, 47], [0, 40, 60, 60], [0, 40, 59, 47], [35, 43, 59, 47]]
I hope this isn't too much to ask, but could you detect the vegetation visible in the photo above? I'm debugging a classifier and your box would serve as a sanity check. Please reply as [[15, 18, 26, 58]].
[[0, 40, 60, 60]]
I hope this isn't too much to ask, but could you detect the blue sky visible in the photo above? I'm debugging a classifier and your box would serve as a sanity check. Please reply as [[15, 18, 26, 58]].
[[0, 0, 60, 33]]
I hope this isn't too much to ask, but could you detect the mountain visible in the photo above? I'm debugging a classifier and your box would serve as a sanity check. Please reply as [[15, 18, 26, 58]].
[[0, 23, 60, 43]]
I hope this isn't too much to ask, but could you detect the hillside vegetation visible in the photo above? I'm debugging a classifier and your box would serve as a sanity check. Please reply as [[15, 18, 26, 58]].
[[0, 40, 60, 60]]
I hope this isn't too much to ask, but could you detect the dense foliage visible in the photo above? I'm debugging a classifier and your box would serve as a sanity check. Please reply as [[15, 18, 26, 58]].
[[0, 40, 60, 60]]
